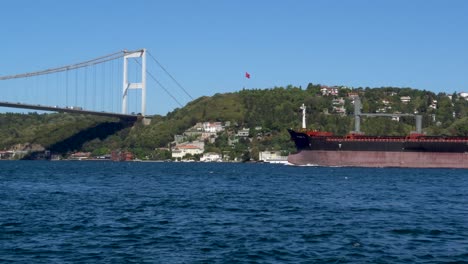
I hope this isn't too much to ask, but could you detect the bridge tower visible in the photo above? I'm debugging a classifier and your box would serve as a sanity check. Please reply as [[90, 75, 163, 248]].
[[122, 49, 147, 116]]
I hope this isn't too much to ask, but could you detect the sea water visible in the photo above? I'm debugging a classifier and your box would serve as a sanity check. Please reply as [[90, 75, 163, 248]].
[[1, 161, 467, 263]]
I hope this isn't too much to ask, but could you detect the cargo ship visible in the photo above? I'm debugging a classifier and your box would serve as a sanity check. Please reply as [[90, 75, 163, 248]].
[[288, 100, 468, 168]]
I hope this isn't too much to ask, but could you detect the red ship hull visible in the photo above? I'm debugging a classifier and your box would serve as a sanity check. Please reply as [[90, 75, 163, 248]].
[[288, 150, 468, 169]]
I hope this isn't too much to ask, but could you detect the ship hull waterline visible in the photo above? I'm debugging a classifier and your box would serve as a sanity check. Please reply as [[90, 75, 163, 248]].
[[288, 150, 468, 169]]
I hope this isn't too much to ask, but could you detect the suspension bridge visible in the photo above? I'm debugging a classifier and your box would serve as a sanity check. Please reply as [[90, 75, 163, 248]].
[[0, 49, 192, 123]]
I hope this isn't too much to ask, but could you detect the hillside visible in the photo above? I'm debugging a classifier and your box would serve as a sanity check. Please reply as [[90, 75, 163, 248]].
[[0, 84, 467, 160]]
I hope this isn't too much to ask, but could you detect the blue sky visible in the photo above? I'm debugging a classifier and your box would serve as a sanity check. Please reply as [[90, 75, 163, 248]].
[[1, 0, 468, 115]]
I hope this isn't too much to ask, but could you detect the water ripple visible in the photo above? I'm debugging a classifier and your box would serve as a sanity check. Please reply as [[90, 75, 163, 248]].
[[1, 161, 467, 263]]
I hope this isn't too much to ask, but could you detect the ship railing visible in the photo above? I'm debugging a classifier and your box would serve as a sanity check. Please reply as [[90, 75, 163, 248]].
[[325, 137, 468, 143]]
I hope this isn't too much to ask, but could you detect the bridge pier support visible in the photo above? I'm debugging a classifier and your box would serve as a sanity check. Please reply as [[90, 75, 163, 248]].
[[135, 116, 151, 126], [142, 118, 151, 125]]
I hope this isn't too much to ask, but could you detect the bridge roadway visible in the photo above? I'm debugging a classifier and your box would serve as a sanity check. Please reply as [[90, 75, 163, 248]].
[[0, 101, 139, 121]]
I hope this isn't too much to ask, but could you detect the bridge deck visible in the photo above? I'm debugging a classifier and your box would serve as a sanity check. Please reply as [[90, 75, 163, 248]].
[[0, 101, 139, 121]]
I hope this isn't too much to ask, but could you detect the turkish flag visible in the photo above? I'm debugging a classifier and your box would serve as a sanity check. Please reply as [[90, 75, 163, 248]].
[[245, 72, 250, 79]]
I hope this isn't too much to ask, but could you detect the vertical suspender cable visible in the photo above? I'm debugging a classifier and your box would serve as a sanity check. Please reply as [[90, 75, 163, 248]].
[[93, 66, 96, 110], [102, 62, 106, 112], [119, 57, 122, 113], [56, 72, 60, 106], [45, 74, 49, 106], [134, 60, 138, 114], [66, 69, 69, 107], [111, 58, 114, 112], [84, 66, 88, 109], [75, 68, 78, 107]]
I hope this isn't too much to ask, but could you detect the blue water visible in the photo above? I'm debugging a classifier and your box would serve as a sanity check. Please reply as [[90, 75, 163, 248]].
[[1, 161, 467, 263]]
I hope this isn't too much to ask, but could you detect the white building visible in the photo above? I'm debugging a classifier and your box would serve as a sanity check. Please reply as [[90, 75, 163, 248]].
[[200, 152, 222, 162], [259, 151, 288, 163], [236, 128, 250, 137], [171, 144, 204, 159], [203, 122, 224, 133], [332, 98, 345, 105], [400, 96, 411, 103], [333, 106, 346, 114], [320, 86, 339, 96]]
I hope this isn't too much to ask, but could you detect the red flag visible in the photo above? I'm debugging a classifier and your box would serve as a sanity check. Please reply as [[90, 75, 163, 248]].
[[245, 72, 250, 79]]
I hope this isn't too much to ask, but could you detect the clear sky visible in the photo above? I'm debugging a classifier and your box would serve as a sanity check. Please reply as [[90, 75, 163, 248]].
[[1, 0, 468, 115]]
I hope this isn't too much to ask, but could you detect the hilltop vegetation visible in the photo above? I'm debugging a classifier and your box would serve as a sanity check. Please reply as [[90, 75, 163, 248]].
[[0, 84, 467, 159]]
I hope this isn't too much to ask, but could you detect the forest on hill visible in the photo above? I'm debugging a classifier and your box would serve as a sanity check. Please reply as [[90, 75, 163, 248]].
[[0, 84, 467, 160]]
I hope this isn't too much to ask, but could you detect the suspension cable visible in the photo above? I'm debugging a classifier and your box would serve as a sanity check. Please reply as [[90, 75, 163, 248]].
[[147, 51, 193, 100], [132, 58, 183, 107], [0, 49, 144, 81]]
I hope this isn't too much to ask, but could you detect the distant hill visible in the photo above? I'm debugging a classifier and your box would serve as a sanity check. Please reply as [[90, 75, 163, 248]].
[[0, 84, 467, 159]]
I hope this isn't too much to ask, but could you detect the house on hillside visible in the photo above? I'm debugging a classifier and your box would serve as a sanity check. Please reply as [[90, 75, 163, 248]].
[[348, 92, 359, 99], [236, 128, 250, 137], [332, 98, 345, 105], [333, 106, 346, 115], [111, 150, 134, 161], [320, 86, 339, 96], [171, 143, 204, 159], [400, 96, 411, 104], [0, 150, 14, 160], [201, 132, 217, 143], [203, 122, 224, 133]]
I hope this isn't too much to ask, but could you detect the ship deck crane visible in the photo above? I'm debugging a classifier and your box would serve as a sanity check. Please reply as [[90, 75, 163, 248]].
[[353, 97, 422, 134]]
